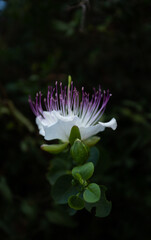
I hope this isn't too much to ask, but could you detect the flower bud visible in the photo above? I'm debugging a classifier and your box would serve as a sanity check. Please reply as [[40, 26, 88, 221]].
[[69, 125, 81, 145], [70, 139, 88, 165]]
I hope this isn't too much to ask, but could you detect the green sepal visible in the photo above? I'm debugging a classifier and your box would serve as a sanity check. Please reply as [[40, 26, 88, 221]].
[[83, 183, 101, 203], [68, 195, 85, 210], [69, 125, 81, 145], [72, 162, 94, 181], [70, 139, 88, 165], [83, 136, 100, 147], [41, 142, 69, 154]]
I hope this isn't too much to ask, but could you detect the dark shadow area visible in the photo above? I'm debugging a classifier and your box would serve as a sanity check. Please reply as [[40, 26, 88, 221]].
[[0, 1, 151, 239]]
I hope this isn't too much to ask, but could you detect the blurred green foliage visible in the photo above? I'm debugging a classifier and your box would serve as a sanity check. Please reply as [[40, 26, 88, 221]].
[[0, 0, 151, 239]]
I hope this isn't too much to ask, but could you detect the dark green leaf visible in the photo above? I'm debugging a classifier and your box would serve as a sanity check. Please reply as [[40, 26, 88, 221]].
[[46, 156, 72, 185], [87, 147, 100, 167], [52, 175, 79, 204]]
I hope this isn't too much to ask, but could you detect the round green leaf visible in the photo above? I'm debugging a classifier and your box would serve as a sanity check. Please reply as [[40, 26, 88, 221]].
[[41, 142, 68, 154], [68, 195, 85, 210], [69, 125, 81, 145], [72, 162, 94, 181], [46, 156, 72, 185], [83, 183, 101, 203], [85, 185, 112, 218]]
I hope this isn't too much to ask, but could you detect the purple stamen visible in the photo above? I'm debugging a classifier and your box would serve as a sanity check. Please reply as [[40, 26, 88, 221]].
[[29, 81, 111, 126]]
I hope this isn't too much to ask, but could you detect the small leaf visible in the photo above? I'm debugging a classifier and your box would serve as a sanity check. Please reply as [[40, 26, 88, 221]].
[[68, 195, 85, 210], [69, 126, 81, 145], [85, 185, 112, 217], [83, 183, 101, 203], [83, 136, 100, 147], [70, 139, 88, 165], [52, 175, 79, 204], [46, 170, 67, 186], [41, 142, 68, 154], [72, 162, 94, 181]]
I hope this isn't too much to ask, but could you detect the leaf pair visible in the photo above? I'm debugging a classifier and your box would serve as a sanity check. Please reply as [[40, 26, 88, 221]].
[[68, 182, 101, 210], [68, 162, 101, 210]]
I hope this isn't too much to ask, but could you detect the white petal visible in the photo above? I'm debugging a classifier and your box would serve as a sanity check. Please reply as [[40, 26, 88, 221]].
[[36, 110, 117, 142], [79, 118, 117, 140], [43, 112, 81, 142], [99, 118, 117, 130], [36, 111, 58, 137], [36, 117, 45, 136]]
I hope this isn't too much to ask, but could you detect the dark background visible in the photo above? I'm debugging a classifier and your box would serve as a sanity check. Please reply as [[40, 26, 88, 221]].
[[0, 0, 151, 239]]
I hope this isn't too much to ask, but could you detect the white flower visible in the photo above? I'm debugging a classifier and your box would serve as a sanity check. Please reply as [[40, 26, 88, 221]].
[[29, 80, 117, 142]]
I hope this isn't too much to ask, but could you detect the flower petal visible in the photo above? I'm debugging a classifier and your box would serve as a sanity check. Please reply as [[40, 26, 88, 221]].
[[36, 109, 117, 142], [79, 118, 117, 140], [36, 111, 58, 137], [36, 117, 45, 136], [98, 118, 117, 130], [43, 112, 81, 142]]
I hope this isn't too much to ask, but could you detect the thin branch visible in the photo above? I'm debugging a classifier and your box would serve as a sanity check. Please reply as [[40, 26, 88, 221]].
[[66, 0, 90, 32]]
